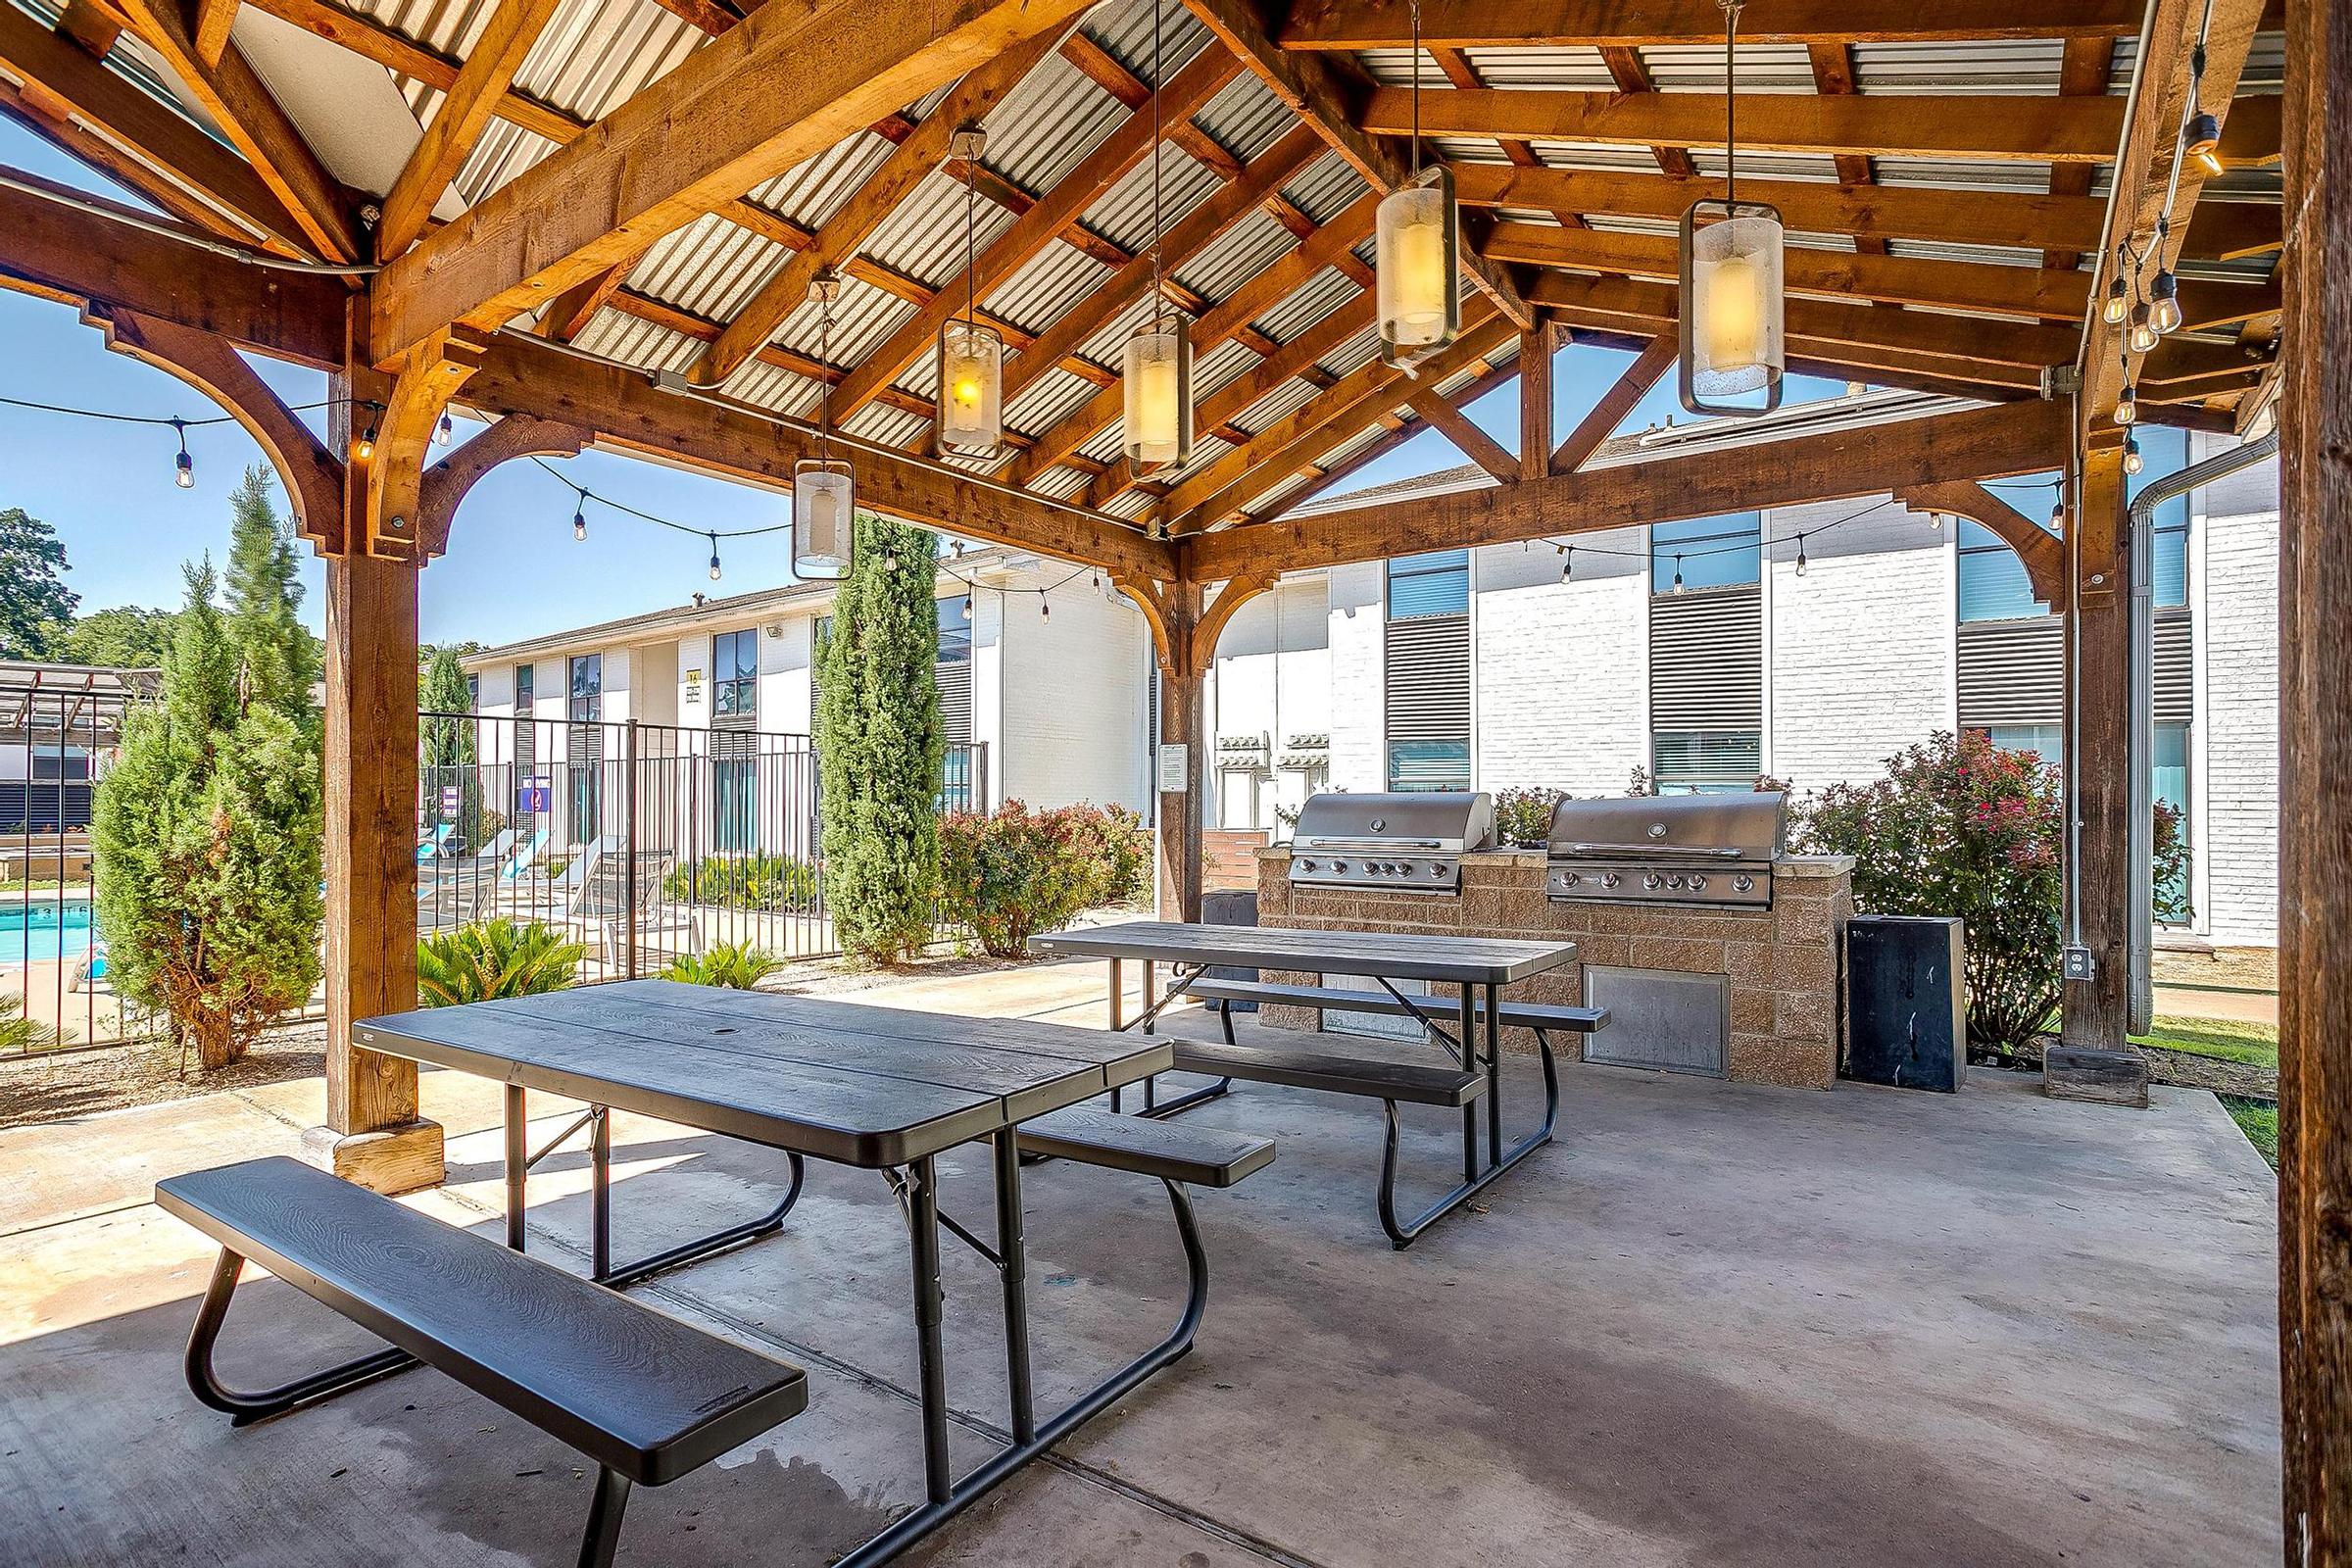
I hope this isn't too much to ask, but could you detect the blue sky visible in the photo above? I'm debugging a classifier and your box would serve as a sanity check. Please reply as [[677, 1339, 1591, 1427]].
[[0, 115, 1847, 648]]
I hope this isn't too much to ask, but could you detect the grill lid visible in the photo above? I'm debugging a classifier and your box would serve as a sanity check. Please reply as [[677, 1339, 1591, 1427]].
[[1293, 791, 1496, 852], [1546, 792, 1788, 860]]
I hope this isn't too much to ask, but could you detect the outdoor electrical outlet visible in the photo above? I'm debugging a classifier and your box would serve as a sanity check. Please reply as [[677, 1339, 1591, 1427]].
[[2063, 946, 2095, 981]]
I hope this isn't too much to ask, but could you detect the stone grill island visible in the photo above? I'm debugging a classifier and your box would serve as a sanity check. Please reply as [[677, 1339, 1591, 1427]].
[[1253, 847, 1856, 1089]]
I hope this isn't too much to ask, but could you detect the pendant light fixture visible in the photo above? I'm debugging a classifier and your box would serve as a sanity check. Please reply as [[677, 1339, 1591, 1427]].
[[1679, 0, 1784, 416], [1376, 0, 1458, 370], [1122, 0, 1194, 473], [936, 124, 1004, 457], [794, 268, 855, 579]]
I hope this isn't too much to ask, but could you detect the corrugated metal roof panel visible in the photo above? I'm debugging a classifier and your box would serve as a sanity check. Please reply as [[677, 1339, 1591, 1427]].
[[1083, 143, 1221, 256], [982, 240, 1112, 334], [1455, 47, 1616, 90], [1070, 291, 1163, 368], [1849, 40, 2067, 94], [722, 360, 823, 422], [631, 211, 787, 322], [1231, 372, 1324, 434], [982, 54, 1127, 196], [1640, 43, 1820, 94], [1028, 466, 1094, 501], [1192, 335, 1263, 398], [766, 272, 920, 369], [1254, 265, 1361, 341], [1086, 0, 1210, 76], [1004, 364, 1101, 436], [844, 402, 925, 448], [1284, 150, 1372, 223], [1173, 206, 1291, 305], [572, 310, 701, 373], [1195, 70, 1292, 164], [863, 165, 1021, 292], [1318, 320, 1384, 380], [507, 0, 700, 122], [742, 129, 900, 232], [1871, 159, 2057, 192]]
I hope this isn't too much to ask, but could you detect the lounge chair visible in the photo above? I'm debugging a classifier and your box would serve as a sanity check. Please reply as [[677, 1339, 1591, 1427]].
[[573, 848, 701, 973]]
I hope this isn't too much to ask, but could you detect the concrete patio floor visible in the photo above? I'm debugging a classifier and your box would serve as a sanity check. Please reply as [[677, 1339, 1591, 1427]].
[[0, 958, 2279, 1566]]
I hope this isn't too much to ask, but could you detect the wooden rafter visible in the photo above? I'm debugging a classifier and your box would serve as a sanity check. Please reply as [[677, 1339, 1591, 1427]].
[[192, 0, 240, 67], [376, 0, 565, 258], [2044, 36, 2119, 271], [1182, 397, 2073, 580], [1364, 87, 2127, 163], [114, 0, 362, 261], [1426, 44, 1585, 229], [1184, 0, 1535, 331], [1407, 387, 1518, 484], [1595, 46, 1696, 177], [1518, 325, 1553, 479], [1273, 357, 1523, 517], [1550, 335, 1674, 474], [820, 46, 1242, 423], [688, 21, 1075, 387], [1804, 42, 1887, 259], [1275, 0, 2143, 49], [370, 0, 1098, 365]]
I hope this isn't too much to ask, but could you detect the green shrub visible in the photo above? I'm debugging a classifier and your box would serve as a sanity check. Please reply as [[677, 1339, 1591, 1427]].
[[662, 941, 781, 990], [1793, 730, 2190, 1063], [417, 918, 584, 1007], [664, 853, 820, 911], [936, 800, 1150, 958], [1492, 787, 1562, 848]]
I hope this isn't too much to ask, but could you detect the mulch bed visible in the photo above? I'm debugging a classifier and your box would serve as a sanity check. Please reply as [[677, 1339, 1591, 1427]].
[[0, 1022, 327, 1131]]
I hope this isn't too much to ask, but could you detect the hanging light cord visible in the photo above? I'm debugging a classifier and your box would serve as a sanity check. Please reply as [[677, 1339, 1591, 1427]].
[[1149, 0, 1165, 327], [1721, 0, 1742, 206], [1409, 0, 1422, 178], [817, 285, 834, 467], [962, 141, 979, 332]]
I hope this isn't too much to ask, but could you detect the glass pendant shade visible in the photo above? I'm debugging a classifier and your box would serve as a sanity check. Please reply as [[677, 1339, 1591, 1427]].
[[793, 459, 855, 578], [1680, 199, 1786, 416], [936, 319, 1004, 456], [1376, 167, 1459, 367], [1122, 314, 1193, 470]]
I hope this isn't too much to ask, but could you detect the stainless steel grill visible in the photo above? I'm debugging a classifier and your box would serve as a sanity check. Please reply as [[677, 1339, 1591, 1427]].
[[1545, 792, 1788, 909], [1288, 791, 1495, 896]]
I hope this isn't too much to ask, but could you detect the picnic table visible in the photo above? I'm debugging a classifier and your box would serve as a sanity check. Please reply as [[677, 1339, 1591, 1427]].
[[340, 978, 1266, 1566], [1032, 921, 1589, 1245]]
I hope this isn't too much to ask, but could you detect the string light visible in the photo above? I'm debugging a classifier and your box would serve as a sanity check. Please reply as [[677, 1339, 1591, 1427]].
[[352, 419, 377, 463], [2102, 270, 2130, 326], [1671, 554, 1687, 594], [707, 532, 722, 581], [961, 590, 974, 619], [2116, 382, 2139, 425], [1559, 545, 1575, 582], [1928, 511, 1944, 533], [2128, 302, 2160, 355], [2148, 270, 2183, 336], [2051, 496, 2067, 528], [572, 489, 588, 542], [1793, 535, 1809, 578], [2124, 435, 2144, 476], [435, 411, 454, 447], [1040, 597, 1050, 620], [171, 417, 194, 489]]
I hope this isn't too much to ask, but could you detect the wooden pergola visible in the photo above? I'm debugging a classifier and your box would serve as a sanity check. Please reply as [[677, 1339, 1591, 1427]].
[[1, 0, 2345, 1548]]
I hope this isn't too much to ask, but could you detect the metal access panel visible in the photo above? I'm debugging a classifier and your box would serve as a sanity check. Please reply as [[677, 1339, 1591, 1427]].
[[1582, 966, 1730, 1077]]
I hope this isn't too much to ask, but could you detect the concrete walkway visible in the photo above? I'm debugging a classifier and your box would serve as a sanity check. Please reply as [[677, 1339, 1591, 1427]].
[[0, 958, 2279, 1567]]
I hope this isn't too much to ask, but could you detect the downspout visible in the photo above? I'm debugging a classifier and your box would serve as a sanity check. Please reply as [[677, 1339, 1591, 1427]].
[[2125, 428, 2278, 1033]]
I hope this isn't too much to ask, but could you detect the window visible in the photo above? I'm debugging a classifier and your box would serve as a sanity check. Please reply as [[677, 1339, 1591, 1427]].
[[1651, 731, 1761, 794], [935, 599, 971, 662], [566, 655, 602, 843], [2128, 426, 2191, 609], [1387, 550, 1469, 619], [712, 627, 758, 719], [30, 744, 89, 782], [2153, 720, 2190, 920], [465, 672, 478, 710], [1650, 514, 1760, 594], [513, 664, 537, 808], [1388, 739, 1471, 792], [1984, 724, 2064, 768], [567, 655, 602, 722], [1958, 520, 2052, 622]]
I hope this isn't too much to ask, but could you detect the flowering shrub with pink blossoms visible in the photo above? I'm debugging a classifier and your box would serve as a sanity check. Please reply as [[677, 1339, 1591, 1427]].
[[1792, 730, 2188, 1063]]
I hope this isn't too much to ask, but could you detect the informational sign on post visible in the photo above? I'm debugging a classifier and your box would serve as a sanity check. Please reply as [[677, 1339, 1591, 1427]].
[[1156, 743, 1190, 794], [516, 775, 552, 814], [439, 785, 461, 812]]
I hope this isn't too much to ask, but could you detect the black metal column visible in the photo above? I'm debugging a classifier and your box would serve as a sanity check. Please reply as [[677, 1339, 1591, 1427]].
[[504, 1084, 528, 1251]]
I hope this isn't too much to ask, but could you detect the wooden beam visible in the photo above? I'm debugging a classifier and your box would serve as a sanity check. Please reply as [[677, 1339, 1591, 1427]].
[[1366, 88, 2127, 163], [192, 0, 240, 67], [1450, 162, 2117, 257], [1273, 358, 1523, 515], [1278, 0, 2143, 49], [1184, 397, 2073, 579], [689, 22, 1071, 387], [55, 0, 123, 58], [1408, 387, 1518, 484], [1000, 122, 1326, 404], [1805, 42, 1886, 256], [821, 46, 1241, 422], [536, 259, 634, 342], [460, 330, 1177, 581], [1551, 335, 1674, 473], [0, 4, 308, 249], [360, 329, 486, 560], [115, 0, 363, 261], [369, 0, 1096, 365], [1595, 45, 1695, 177], [1518, 325, 1552, 479], [2043, 36, 2118, 270], [1492, 221, 2091, 321], [0, 170, 345, 366], [416, 414, 589, 556], [1184, 0, 1535, 331], [375, 0, 564, 258], [1896, 478, 2063, 602]]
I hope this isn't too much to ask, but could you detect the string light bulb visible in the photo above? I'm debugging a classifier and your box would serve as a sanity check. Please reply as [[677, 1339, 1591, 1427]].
[[2148, 270, 2183, 335], [2182, 110, 2223, 179], [434, 411, 454, 447], [2124, 435, 2144, 476], [352, 421, 377, 463], [572, 490, 588, 542], [2128, 303, 2160, 355], [707, 533, 722, 582], [2050, 496, 2067, 528], [1560, 545, 1575, 582], [1794, 536, 1809, 578], [2116, 383, 2139, 425], [171, 417, 194, 488], [961, 591, 974, 619], [1671, 555, 1687, 594], [1040, 596, 1050, 620], [2102, 272, 2130, 326], [1929, 511, 1944, 533]]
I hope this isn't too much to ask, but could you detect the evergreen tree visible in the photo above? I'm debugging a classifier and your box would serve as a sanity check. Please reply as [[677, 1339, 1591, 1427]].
[[420, 645, 483, 848], [91, 560, 323, 1069], [815, 516, 945, 963], [0, 506, 76, 658], [221, 466, 318, 727], [54, 605, 178, 669]]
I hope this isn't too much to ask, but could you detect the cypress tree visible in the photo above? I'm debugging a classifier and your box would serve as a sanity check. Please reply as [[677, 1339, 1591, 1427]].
[[221, 465, 318, 728], [91, 560, 324, 1068], [420, 645, 483, 848], [815, 516, 945, 963]]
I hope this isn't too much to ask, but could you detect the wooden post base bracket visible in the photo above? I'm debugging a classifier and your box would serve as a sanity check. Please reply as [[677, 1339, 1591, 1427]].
[[300, 1118, 447, 1196], [2041, 1046, 2150, 1109]]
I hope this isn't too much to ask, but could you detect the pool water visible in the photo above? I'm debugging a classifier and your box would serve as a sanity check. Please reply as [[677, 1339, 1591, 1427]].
[[0, 901, 96, 966]]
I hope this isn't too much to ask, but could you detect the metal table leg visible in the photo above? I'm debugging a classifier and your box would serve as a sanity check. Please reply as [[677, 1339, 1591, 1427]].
[[905, 1154, 952, 1505], [505, 1084, 528, 1251], [1458, 985, 1480, 1185], [992, 1130, 1036, 1446], [1486, 981, 1503, 1169]]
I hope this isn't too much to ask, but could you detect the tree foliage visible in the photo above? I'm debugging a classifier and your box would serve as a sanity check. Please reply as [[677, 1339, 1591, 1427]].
[[0, 506, 76, 658], [814, 516, 944, 963], [53, 605, 179, 669], [221, 466, 318, 727], [419, 645, 483, 848], [936, 801, 1151, 958], [90, 559, 323, 1069], [1792, 730, 2190, 1063]]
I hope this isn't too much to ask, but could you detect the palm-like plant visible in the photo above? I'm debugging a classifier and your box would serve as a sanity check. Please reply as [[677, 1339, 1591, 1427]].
[[416, 919, 585, 1007], [661, 941, 781, 991], [0, 999, 61, 1053]]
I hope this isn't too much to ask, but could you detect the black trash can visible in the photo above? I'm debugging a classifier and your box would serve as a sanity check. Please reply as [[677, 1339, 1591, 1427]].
[[1843, 914, 1967, 1092], [1200, 889, 1258, 1012]]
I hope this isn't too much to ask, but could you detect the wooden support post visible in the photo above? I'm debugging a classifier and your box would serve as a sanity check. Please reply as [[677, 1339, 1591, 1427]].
[[1519, 324, 1553, 480], [2278, 0, 2346, 1552], [1153, 580, 1206, 925], [2046, 446, 2146, 1106]]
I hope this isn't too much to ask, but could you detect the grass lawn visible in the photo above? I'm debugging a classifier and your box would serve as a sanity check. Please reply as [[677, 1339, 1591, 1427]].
[[2131, 1014, 2278, 1168]]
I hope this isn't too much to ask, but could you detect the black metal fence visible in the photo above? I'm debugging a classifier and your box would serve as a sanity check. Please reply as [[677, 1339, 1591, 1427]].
[[1, 695, 986, 1056]]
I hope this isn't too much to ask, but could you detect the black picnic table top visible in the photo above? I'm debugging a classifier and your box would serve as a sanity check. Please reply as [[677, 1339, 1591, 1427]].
[[356, 979, 1171, 1168], [1029, 920, 1579, 987]]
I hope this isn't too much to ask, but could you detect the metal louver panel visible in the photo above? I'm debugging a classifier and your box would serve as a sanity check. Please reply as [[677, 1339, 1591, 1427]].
[[2154, 609, 2194, 724], [1649, 585, 1762, 731], [1956, 616, 2064, 728], [938, 655, 974, 745], [710, 725, 759, 759], [1384, 614, 1471, 742]]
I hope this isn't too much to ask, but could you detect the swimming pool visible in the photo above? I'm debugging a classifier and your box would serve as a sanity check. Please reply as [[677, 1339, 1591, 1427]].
[[0, 900, 96, 966]]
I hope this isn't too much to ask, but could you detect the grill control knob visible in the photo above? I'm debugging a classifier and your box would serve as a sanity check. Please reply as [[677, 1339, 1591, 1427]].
[[1559, 871, 1581, 889], [1599, 873, 1620, 890], [1690, 874, 1708, 892], [1667, 874, 1687, 890], [1430, 863, 1446, 877], [1642, 872, 1664, 891], [1298, 859, 1317, 872], [1732, 874, 1754, 894], [1330, 860, 1347, 873]]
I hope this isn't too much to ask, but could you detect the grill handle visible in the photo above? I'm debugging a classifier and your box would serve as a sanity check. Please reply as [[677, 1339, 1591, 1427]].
[[1295, 837, 1446, 852], [1549, 842, 1745, 858]]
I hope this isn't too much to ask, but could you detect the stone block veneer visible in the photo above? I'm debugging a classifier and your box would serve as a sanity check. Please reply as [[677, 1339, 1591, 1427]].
[[1251, 848, 1854, 1090]]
